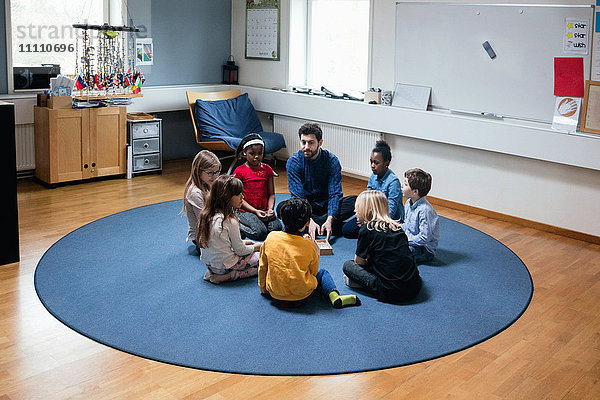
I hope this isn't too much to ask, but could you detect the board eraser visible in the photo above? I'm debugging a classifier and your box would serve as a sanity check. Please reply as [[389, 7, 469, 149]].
[[482, 41, 496, 59]]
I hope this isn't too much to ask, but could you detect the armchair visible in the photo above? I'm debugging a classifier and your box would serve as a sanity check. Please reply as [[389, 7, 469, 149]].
[[186, 90, 286, 173]]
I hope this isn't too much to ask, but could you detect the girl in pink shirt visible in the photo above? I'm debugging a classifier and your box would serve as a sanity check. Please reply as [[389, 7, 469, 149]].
[[233, 134, 283, 241]]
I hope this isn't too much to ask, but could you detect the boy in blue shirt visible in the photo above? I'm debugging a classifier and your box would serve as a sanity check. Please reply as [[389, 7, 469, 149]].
[[401, 168, 440, 264]]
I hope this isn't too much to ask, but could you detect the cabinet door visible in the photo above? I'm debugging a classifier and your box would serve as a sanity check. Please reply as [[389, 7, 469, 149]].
[[52, 109, 88, 182], [89, 107, 127, 177]]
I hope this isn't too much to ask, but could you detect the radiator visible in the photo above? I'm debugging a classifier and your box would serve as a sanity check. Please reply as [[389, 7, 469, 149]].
[[16, 123, 35, 172], [273, 115, 380, 177]]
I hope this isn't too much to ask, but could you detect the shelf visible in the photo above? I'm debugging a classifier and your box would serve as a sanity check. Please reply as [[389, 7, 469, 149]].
[[73, 93, 144, 100]]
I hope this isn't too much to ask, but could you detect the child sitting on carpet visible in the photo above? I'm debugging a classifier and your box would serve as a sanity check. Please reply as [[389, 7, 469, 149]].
[[258, 197, 361, 309], [401, 168, 440, 264], [342, 139, 403, 238], [183, 150, 221, 247], [233, 133, 283, 241], [343, 190, 422, 303], [197, 175, 262, 284]]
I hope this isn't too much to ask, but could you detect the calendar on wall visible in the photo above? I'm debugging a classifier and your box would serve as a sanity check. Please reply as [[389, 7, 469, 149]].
[[245, 0, 280, 61]]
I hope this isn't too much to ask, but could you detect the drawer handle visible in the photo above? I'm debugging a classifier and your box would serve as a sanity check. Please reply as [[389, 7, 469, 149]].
[[143, 143, 149, 149], [143, 128, 148, 133], [144, 158, 150, 164]]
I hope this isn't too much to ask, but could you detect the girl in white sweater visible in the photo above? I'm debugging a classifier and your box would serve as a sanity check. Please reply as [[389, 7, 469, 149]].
[[196, 175, 262, 284], [183, 150, 221, 246]]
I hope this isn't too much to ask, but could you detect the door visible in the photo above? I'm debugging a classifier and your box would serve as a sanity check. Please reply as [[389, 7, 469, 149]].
[[89, 107, 127, 177], [53, 109, 88, 182]]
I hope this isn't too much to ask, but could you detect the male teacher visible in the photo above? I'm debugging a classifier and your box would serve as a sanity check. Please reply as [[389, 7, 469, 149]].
[[286, 122, 356, 240]]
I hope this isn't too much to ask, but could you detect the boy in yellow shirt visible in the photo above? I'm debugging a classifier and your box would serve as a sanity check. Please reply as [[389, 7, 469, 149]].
[[259, 198, 361, 309]]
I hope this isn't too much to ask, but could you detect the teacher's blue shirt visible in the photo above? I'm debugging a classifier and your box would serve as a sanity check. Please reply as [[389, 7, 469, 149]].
[[367, 169, 404, 221], [286, 148, 343, 218]]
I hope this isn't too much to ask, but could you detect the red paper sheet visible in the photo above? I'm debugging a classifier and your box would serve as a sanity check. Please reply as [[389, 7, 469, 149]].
[[554, 57, 584, 97]]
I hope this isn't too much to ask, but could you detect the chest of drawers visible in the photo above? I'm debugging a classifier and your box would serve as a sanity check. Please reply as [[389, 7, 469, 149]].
[[127, 118, 162, 175]]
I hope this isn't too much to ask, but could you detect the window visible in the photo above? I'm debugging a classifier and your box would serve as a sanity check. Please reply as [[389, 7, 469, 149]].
[[6, 0, 118, 92], [289, 0, 370, 93]]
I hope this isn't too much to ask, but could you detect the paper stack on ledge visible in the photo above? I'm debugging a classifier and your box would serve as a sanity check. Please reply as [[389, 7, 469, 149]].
[[50, 75, 75, 97]]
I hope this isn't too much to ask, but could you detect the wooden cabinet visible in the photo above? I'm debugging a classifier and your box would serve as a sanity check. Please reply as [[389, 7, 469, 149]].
[[34, 106, 127, 184]]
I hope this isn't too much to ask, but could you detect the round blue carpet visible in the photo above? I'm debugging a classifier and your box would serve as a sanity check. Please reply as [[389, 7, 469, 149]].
[[34, 197, 533, 375]]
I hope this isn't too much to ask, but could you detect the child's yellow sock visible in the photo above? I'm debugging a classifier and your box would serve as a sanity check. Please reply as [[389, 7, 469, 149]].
[[328, 291, 361, 309]]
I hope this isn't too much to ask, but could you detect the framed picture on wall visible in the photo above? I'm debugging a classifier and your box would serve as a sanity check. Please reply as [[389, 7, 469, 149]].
[[581, 80, 600, 134], [136, 38, 153, 66]]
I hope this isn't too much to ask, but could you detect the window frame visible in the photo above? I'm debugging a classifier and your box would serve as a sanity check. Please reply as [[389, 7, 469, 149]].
[[4, 0, 121, 94], [289, 0, 373, 91]]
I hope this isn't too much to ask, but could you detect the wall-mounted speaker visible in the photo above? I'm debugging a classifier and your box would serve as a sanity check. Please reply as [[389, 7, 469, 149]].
[[13, 64, 60, 90]]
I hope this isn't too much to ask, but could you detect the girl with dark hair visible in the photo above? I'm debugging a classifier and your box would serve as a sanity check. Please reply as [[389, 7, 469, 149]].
[[233, 133, 283, 241], [342, 139, 403, 238], [196, 175, 262, 284]]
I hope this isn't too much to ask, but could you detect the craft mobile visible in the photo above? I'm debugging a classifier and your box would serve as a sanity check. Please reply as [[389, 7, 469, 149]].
[[73, 23, 145, 97]]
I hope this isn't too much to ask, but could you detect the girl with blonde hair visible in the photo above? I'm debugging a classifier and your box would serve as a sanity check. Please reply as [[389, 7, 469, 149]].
[[183, 150, 221, 245], [343, 190, 422, 303]]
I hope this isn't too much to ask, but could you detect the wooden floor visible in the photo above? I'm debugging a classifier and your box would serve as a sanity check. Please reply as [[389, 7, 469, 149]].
[[3, 158, 600, 399]]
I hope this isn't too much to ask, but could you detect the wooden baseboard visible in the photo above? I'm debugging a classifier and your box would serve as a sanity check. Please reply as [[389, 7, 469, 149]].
[[341, 171, 370, 181], [340, 173, 600, 245], [428, 196, 600, 245]]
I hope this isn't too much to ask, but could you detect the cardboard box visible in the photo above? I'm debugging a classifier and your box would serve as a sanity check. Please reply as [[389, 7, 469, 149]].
[[316, 239, 333, 256], [37, 93, 48, 107], [364, 91, 381, 104], [127, 112, 154, 120], [47, 96, 72, 109]]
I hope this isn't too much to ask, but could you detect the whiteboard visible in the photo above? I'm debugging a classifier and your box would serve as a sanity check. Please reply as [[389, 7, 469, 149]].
[[395, 3, 594, 122]]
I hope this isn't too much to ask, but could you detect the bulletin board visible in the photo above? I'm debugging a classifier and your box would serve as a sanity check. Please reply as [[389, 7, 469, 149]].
[[395, 2, 594, 122], [245, 0, 280, 61]]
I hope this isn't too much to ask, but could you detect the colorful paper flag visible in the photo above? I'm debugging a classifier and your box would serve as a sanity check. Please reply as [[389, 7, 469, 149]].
[[94, 74, 104, 90], [75, 74, 86, 90]]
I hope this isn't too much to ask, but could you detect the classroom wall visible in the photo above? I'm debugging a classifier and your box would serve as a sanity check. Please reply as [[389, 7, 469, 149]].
[[232, 0, 599, 90], [0, 0, 231, 92], [231, 0, 290, 88], [127, 0, 232, 86], [127, 0, 233, 160], [0, 0, 232, 160], [126, 0, 232, 160], [230, 0, 600, 237]]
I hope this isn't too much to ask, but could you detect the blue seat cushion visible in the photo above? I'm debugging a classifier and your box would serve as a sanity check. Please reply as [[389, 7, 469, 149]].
[[255, 131, 286, 154], [195, 93, 286, 154], [195, 93, 271, 151]]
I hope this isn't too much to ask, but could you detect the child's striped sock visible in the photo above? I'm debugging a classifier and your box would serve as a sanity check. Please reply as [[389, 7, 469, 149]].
[[328, 291, 361, 309]]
